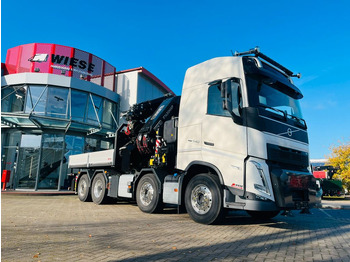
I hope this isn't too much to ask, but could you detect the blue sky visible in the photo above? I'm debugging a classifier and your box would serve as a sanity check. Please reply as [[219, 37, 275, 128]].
[[2, 0, 349, 159]]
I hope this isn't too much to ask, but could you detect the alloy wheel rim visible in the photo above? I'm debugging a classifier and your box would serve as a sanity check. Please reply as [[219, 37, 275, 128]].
[[94, 179, 103, 198], [140, 182, 154, 206], [79, 179, 87, 196], [191, 184, 212, 214]]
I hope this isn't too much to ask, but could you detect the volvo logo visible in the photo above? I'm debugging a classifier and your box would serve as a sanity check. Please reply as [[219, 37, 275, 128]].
[[287, 128, 293, 137]]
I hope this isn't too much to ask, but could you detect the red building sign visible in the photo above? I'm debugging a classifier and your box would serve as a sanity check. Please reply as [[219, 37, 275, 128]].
[[4, 43, 116, 91]]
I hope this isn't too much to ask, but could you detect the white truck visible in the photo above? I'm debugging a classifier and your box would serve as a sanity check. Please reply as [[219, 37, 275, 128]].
[[69, 47, 322, 224]]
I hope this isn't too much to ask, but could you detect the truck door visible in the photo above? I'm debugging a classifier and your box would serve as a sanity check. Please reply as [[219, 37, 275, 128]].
[[202, 79, 247, 193]]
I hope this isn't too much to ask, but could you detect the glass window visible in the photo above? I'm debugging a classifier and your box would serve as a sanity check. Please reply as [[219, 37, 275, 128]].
[[246, 76, 303, 119], [207, 84, 230, 117], [46, 87, 69, 118], [85, 137, 99, 152], [101, 139, 113, 150], [61, 135, 85, 189], [1, 85, 27, 113], [71, 90, 88, 122], [102, 99, 117, 129], [26, 85, 47, 115], [87, 95, 103, 125], [65, 135, 84, 155], [1, 87, 12, 112]]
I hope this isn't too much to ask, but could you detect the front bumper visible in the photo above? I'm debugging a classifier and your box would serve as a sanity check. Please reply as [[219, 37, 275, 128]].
[[270, 167, 322, 209]]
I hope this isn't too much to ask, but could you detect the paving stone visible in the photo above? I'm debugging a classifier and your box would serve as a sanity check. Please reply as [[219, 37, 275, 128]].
[[1, 194, 350, 262]]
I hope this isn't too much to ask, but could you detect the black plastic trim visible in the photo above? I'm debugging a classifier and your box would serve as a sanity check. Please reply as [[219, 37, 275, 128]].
[[243, 57, 303, 99], [243, 107, 309, 144], [184, 161, 224, 185]]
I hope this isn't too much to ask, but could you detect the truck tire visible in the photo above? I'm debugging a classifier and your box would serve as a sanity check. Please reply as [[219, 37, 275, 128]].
[[91, 173, 108, 205], [136, 174, 163, 213], [246, 210, 280, 219], [185, 173, 224, 225], [77, 174, 91, 202]]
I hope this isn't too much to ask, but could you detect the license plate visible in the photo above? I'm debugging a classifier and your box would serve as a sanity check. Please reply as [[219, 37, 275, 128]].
[[289, 176, 309, 189]]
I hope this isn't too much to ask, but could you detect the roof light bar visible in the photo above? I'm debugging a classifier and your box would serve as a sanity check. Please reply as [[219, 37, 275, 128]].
[[234, 47, 301, 78]]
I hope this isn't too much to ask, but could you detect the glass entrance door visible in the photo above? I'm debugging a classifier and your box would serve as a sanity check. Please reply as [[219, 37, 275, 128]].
[[37, 134, 64, 190], [15, 134, 42, 189]]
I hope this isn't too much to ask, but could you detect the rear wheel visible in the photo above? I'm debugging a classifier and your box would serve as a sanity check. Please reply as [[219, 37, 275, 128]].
[[91, 173, 108, 204], [77, 174, 91, 202], [136, 174, 163, 213], [246, 210, 280, 219], [185, 173, 224, 225]]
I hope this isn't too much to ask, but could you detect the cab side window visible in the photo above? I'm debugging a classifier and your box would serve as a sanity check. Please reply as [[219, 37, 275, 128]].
[[207, 84, 230, 117]]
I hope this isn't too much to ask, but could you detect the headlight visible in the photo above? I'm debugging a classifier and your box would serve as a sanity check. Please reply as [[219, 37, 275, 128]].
[[251, 160, 270, 196]]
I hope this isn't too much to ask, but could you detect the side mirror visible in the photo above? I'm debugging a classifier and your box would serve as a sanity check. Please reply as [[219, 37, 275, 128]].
[[231, 81, 242, 117], [222, 81, 232, 111], [222, 78, 243, 124], [220, 82, 225, 98]]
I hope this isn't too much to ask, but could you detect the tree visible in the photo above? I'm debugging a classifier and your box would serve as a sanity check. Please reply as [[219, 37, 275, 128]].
[[328, 141, 350, 192]]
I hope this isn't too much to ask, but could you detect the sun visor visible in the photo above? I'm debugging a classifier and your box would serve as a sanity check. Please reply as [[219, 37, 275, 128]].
[[243, 57, 303, 99]]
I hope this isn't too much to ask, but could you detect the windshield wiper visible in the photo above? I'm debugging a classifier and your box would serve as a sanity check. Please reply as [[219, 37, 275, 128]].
[[287, 114, 307, 128], [259, 104, 287, 119]]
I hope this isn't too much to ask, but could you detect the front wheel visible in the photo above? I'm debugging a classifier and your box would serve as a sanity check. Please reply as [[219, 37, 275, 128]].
[[185, 173, 224, 225], [91, 173, 108, 204], [136, 174, 163, 213]]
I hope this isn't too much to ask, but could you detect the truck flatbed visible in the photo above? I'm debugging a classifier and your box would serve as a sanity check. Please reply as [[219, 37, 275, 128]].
[[68, 149, 115, 168]]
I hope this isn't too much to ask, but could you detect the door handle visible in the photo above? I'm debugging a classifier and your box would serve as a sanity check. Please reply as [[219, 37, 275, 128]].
[[204, 141, 214, 146]]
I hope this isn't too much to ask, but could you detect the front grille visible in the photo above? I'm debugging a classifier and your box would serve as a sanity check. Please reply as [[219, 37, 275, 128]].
[[267, 144, 309, 168]]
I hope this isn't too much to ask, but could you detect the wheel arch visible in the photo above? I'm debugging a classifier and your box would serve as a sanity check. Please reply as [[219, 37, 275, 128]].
[[91, 169, 108, 186], [180, 161, 224, 205], [133, 168, 166, 199], [75, 170, 91, 193]]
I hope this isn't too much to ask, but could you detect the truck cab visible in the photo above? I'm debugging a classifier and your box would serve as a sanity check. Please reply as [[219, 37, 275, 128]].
[[177, 49, 321, 223]]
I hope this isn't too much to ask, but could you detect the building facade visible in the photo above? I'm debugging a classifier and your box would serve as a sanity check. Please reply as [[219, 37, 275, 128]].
[[1, 43, 174, 191]]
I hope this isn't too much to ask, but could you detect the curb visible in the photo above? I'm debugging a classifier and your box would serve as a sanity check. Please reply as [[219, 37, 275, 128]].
[[320, 204, 350, 210], [1, 190, 75, 196]]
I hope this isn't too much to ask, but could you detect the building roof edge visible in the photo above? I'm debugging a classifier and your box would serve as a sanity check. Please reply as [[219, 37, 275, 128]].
[[116, 67, 175, 96]]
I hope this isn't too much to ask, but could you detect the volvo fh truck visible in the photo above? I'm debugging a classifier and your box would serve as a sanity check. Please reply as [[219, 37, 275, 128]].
[[69, 47, 322, 224]]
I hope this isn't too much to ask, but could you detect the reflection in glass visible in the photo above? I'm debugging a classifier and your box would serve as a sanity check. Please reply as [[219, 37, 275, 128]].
[[37, 134, 64, 189], [207, 84, 230, 117], [102, 99, 117, 129], [101, 139, 113, 150], [26, 85, 47, 115], [60, 135, 85, 189], [87, 95, 103, 125], [46, 87, 69, 118], [1, 85, 27, 112], [85, 137, 98, 152], [15, 134, 42, 189], [71, 90, 88, 122]]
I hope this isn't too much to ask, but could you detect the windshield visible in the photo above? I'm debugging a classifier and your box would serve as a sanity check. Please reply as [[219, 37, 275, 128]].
[[246, 75, 304, 120]]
